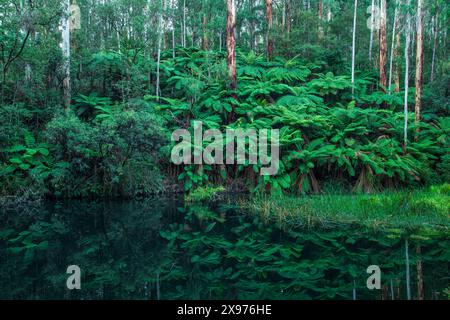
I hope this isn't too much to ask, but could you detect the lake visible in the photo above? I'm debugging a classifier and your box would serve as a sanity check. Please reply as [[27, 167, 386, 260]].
[[0, 197, 448, 300]]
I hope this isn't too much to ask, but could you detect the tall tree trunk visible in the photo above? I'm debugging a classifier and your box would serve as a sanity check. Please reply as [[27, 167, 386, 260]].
[[414, 0, 424, 134], [202, 12, 209, 50], [379, 0, 387, 90], [374, 0, 380, 70], [265, 0, 273, 59], [286, 0, 292, 35], [227, 0, 236, 90], [394, 30, 401, 92], [183, 0, 187, 47], [317, 0, 324, 40], [369, 0, 375, 61], [388, 3, 398, 94], [351, 0, 358, 95], [172, 0, 176, 59], [156, 0, 165, 100], [249, 0, 256, 50], [61, 0, 71, 110], [430, 13, 438, 82], [226, 0, 237, 122], [404, 0, 412, 148]]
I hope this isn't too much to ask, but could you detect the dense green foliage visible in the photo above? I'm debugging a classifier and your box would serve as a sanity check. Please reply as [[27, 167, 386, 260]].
[[0, 0, 448, 199]]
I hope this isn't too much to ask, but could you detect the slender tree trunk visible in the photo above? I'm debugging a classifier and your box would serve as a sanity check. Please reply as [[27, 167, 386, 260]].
[[156, 0, 165, 100], [394, 30, 401, 92], [287, 0, 292, 35], [265, 0, 273, 59], [388, 3, 398, 94], [369, 0, 375, 61], [390, 279, 395, 300], [183, 0, 187, 47], [351, 0, 358, 95], [317, 0, 324, 40], [227, 0, 237, 123], [374, 0, 380, 70], [172, 0, 176, 59], [249, 0, 255, 50], [202, 14, 209, 50], [404, 0, 412, 148], [61, 0, 71, 110], [227, 0, 236, 90], [430, 13, 438, 82], [379, 0, 387, 90], [414, 0, 424, 134]]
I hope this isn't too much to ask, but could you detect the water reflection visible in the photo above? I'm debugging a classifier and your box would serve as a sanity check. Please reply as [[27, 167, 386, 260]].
[[0, 198, 448, 300]]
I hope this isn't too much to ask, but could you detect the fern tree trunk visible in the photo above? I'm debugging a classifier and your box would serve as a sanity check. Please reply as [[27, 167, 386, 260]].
[[415, 0, 424, 134]]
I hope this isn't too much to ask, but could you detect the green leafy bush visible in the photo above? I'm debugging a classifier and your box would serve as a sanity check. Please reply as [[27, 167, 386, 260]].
[[44, 106, 167, 198]]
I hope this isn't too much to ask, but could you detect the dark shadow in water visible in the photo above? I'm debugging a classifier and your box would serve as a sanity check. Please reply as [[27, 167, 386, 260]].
[[0, 197, 448, 300]]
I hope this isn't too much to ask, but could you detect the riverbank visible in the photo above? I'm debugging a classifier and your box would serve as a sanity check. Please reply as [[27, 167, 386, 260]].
[[241, 185, 450, 231]]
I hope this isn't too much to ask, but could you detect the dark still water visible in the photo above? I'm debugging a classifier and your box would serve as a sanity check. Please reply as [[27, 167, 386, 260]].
[[0, 197, 448, 300]]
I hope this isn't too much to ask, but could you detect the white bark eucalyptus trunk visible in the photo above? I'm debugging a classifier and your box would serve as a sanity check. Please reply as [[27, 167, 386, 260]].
[[388, 2, 398, 94], [379, 0, 387, 90], [351, 0, 358, 95], [61, 0, 71, 110], [183, 0, 187, 47], [430, 13, 438, 82]]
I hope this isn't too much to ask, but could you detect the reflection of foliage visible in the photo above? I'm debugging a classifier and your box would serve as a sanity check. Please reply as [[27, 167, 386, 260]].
[[160, 205, 450, 300], [0, 200, 448, 300]]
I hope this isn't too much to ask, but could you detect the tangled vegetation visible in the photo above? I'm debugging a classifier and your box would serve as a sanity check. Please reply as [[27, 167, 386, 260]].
[[0, 48, 448, 199]]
